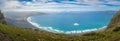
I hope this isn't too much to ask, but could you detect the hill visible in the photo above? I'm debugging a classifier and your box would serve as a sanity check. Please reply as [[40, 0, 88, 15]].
[[108, 10, 120, 28]]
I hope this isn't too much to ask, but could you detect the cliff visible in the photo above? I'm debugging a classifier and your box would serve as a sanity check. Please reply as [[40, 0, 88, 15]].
[[0, 10, 6, 24], [107, 10, 120, 28]]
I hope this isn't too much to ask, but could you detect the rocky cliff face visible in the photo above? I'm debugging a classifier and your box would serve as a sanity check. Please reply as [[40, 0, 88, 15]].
[[107, 11, 120, 28], [0, 10, 6, 24]]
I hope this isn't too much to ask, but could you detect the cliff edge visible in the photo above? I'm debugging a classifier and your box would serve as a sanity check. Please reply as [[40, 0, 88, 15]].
[[0, 10, 6, 24], [107, 10, 120, 28]]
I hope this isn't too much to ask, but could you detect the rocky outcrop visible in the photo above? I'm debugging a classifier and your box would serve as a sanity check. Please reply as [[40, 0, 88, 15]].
[[107, 10, 120, 28], [0, 10, 6, 24]]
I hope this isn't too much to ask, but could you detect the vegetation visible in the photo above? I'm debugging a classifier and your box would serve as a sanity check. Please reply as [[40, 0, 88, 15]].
[[0, 24, 120, 41], [108, 10, 120, 28], [0, 11, 120, 41]]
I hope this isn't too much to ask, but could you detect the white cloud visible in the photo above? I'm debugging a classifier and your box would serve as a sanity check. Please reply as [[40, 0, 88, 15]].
[[76, 0, 105, 6], [1, 0, 120, 12], [0, 0, 22, 9], [86, 0, 104, 5], [3, 1, 22, 9], [32, 0, 54, 3], [107, 1, 120, 5], [75, 0, 120, 6]]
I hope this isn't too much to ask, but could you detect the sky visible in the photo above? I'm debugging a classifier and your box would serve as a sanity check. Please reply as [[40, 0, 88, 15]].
[[0, 0, 120, 12]]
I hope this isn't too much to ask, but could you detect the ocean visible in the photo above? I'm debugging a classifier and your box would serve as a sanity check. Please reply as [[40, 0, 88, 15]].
[[27, 11, 116, 34]]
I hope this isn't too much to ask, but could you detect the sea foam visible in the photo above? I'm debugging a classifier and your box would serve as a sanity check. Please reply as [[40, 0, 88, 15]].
[[27, 17, 107, 34]]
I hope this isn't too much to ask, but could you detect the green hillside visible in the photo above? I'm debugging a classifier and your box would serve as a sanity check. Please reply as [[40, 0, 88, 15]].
[[0, 11, 120, 41], [108, 10, 120, 28], [0, 24, 120, 41]]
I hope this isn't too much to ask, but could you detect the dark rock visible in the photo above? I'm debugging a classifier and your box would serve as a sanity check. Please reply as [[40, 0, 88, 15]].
[[0, 10, 6, 24], [0, 10, 4, 19], [0, 33, 13, 41]]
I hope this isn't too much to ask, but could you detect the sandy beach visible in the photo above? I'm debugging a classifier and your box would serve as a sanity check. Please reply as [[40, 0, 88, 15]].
[[3, 11, 45, 29]]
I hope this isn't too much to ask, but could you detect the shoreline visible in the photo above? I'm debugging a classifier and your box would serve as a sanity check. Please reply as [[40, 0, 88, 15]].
[[4, 12, 44, 29], [27, 16, 107, 34], [4, 11, 107, 35]]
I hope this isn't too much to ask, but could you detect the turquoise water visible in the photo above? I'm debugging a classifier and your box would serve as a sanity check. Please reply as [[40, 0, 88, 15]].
[[27, 11, 116, 34]]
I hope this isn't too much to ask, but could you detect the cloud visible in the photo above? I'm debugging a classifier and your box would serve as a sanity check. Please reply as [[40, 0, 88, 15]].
[[3, 1, 22, 9], [107, 1, 120, 5], [0, 0, 22, 9], [1, 0, 120, 12], [83, 0, 104, 5], [75, 0, 120, 6]]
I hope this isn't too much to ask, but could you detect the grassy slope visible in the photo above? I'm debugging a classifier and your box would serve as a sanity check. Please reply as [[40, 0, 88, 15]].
[[0, 11, 120, 41], [108, 11, 120, 28], [0, 24, 120, 41]]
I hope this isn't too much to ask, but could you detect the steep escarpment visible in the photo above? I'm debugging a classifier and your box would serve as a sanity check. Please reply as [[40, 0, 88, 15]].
[[0, 10, 6, 24], [0, 10, 12, 41], [107, 11, 120, 28]]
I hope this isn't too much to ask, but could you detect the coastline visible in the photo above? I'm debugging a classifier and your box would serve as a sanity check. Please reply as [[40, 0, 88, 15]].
[[4, 12, 44, 29], [27, 16, 107, 34], [3, 11, 107, 35]]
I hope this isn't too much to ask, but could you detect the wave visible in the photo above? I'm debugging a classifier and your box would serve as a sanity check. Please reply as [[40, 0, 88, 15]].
[[27, 17, 107, 34]]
